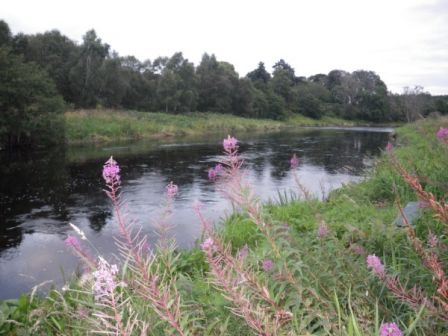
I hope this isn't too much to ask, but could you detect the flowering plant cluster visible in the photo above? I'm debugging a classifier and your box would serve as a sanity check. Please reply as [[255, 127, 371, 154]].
[[20, 121, 448, 335]]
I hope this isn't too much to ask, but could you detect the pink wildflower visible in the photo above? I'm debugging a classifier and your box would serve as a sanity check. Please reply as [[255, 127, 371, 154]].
[[208, 167, 217, 180], [290, 154, 299, 169], [379, 322, 402, 336], [427, 231, 438, 248], [92, 257, 119, 301], [436, 127, 448, 140], [65, 235, 81, 250], [386, 142, 393, 151], [166, 181, 178, 198], [317, 222, 329, 238], [102, 156, 120, 185], [349, 244, 365, 255], [223, 135, 238, 152], [201, 238, 214, 251], [366, 254, 385, 276], [237, 245, 249, 260], [214, 163, 222, 173], [262, 259, 274, 272], [208, 163, 223, 180]]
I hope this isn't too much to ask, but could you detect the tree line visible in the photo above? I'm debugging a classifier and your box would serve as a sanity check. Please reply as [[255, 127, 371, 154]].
[[1, 19, 447, 148]]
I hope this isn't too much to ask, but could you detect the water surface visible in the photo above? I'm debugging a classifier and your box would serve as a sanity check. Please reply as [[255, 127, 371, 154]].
[[0, 127, 391, 299]]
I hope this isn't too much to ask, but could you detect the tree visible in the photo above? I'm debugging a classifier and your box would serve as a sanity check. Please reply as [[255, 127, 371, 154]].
[[22, 30, 79, 102], [99, 54, 129, 108], [156, 52, 198, 113], [402, 86, 431, 122], [271, 59, 296, 104], [69, 30, 110, 107], [0, 47, 65, 148], [291, 83, 329, 119], [247, 62, 271, 86], [0, 20, 12, 47], [196, 53, 239, 113]]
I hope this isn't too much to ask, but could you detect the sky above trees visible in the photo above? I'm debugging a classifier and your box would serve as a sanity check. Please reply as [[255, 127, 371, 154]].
[[2, 0, 447, 95]]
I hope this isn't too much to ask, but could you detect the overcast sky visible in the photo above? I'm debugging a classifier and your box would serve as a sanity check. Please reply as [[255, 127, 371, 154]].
[[3, 0, 448, 94]]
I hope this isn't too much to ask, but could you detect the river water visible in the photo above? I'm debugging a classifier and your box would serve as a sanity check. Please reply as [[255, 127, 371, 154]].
[[0, 127, 391, 299]]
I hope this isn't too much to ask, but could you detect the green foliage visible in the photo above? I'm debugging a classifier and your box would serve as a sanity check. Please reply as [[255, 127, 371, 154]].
[[1, 18, 427, 127], [68, 30, 110, 108], [0, 46, 65, 148], [220, 215, 261, 252]]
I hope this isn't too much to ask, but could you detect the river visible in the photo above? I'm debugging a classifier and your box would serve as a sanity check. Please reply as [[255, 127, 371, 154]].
[[0, 127, 391, 299]]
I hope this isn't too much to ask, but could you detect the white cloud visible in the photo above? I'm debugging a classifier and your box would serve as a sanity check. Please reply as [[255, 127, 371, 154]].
[[2, 0, 447, 94]]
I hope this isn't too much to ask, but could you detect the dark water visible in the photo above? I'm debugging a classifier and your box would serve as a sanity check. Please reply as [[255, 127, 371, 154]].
[[0, 127, 391, 299]]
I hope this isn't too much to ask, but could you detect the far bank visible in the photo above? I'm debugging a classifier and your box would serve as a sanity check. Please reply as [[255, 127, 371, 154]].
[[65, 109, 391, 145]]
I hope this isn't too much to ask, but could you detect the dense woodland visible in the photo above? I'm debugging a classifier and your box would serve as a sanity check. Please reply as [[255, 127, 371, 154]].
[[1, 19, 447, 148]]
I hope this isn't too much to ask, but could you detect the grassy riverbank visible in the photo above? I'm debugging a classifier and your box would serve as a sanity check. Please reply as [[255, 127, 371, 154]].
[[65, 109, 362, 144], [2, 118, 447, 335]]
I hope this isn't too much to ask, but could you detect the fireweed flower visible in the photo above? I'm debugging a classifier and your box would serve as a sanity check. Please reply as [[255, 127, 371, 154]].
[[427, 231, 438, 248], [92, 256, 119, 301], [262, 259, 274, 272], [208, 167, 217, 180], [65, 235, 81, 250], [214, 163, 223, 173], [317, 222, 329, 238], [208, 163, 223, 180], [290, 154, 299, 169], [102, 156, 120, 185], [386, 142, 393, 151], [349, 244, 365, 255], [237, 245, 249, 260], [366, 254, 385, 276], [436, 127, 448, 140], [223, 135, 238, 152], [379, 322, 402, 336], [166, 181, 178, 198], [201, 238, 214, 251]]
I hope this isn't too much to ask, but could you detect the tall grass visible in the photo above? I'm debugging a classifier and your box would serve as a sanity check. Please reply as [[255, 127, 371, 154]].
[[65, 109, 284, 144], [65, 109, 366, 145]]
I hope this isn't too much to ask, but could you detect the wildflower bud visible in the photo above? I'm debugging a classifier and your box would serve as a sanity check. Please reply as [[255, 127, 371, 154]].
[[102, 156, 120, 185], [262, 259, 274, 272], [317, 222, 329, 238], [201, 238, 214, 252], [237, 245, 249, 260], [223, 135, 238, 152], [385, 142, 393, 151], [208, 167, 217, 180], [427, 231, 438, 248], [64, 235, 81, 250], [366, 254, 385, 276], [349, 243, 365, 255], [214, 163, 222, 173], [166, 181, 178, 199], [379, 322, 402, 336], [290, 154, 299, 169], [436, 127, 448, 142]]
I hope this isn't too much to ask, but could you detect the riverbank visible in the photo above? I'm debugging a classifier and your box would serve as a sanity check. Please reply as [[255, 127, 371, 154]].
[[65, 109, 370, 145], [2, 117, 447, 335]]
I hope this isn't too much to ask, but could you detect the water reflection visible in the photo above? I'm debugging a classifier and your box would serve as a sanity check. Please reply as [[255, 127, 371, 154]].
[[0, 128, 391, 298]]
